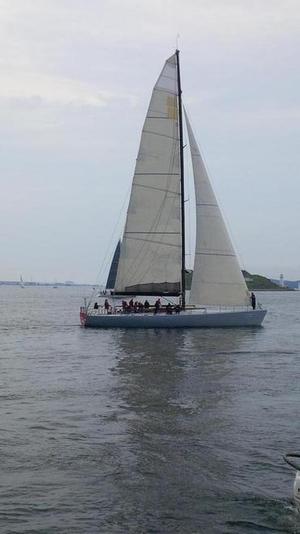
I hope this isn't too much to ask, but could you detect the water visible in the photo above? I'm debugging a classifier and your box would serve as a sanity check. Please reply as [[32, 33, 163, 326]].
[[0, 287, 300, 533]]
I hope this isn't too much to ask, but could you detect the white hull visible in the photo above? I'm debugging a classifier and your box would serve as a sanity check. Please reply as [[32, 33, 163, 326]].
[[83, 308, 266, 329]]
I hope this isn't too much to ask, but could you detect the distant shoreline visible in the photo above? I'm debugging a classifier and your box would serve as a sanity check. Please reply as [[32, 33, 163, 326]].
[[0, 282, 296, 292], [251, 288, 294, 292], [0, 282, 93, 287]]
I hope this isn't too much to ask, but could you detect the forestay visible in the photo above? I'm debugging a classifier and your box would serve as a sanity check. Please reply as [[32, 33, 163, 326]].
[[185, 111, 250, 307], [114, 54, 182, 295]]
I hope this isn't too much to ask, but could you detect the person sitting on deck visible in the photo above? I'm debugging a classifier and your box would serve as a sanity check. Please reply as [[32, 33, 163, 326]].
[[175, 304, 181, 314], [166, 302, 173, 315], [144, 300, 150, 311], [94, 302, 99, 309], [104, 299, 110, 313]]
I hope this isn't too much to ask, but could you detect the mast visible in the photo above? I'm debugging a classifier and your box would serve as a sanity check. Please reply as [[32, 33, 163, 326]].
[[176, 49, 186, 309]]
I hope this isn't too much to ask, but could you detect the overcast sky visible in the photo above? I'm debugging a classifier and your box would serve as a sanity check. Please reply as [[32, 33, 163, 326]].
[[0, 0, 299, 283]]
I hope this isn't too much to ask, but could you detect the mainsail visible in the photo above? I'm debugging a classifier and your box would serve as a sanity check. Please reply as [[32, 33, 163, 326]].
[[184, 110, 249, 307], [114, 54, 182, 295]]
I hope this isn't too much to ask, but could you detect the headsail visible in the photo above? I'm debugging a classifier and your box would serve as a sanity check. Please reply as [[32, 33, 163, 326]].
[[185, 110, 249, 307], [106, 240, 121, 289], [114, 54, 182, 295]]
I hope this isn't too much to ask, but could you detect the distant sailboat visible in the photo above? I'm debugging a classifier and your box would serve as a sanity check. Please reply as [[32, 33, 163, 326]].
[[19, 275, 25, 288], [80, 51, 267, 328]]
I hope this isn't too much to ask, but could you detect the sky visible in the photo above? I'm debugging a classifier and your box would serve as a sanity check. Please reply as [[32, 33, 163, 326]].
[[0, 0, 299, 283]]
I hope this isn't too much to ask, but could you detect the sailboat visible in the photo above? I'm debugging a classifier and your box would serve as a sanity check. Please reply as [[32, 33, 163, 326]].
[[80, 51, 267, 328], [19, 275, 25, 288]]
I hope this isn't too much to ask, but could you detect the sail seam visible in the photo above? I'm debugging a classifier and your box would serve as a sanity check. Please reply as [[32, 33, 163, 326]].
[[142, 129, 179, 141], [133, 184, 180, 195], [196, 202, 218, 207], [126, 236, 180, 247], [159, 73, 176, 81], [153, 87, 177, 96], [148, 116, 175, 120], [126, 231, 180, 234], [195, 252, 236, 257], [135, 172, 180, 176]]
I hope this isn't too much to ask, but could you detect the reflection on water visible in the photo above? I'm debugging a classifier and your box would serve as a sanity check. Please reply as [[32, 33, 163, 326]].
[[1, 288, 300, 532], [109, 327, 284, 532], [113, 328, 263, 420]]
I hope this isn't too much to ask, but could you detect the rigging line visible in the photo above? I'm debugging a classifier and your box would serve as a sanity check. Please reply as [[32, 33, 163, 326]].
[[91, 182, 131, 288]]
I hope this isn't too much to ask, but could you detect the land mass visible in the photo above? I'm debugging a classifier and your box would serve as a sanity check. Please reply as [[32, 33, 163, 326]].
[[184, 270, 294, 291], [241, 271, 292, 291]]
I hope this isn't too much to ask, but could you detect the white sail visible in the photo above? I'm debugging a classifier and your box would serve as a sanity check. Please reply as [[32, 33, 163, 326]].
[[114, 54, 181, 295], [185, 111, 249, 307]]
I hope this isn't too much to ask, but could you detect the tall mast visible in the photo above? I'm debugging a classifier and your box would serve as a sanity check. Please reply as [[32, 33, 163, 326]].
[[176, 49, 186, 309]]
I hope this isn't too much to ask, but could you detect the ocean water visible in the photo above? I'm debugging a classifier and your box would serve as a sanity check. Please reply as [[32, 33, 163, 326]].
[[0, 286, 300, 533]]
